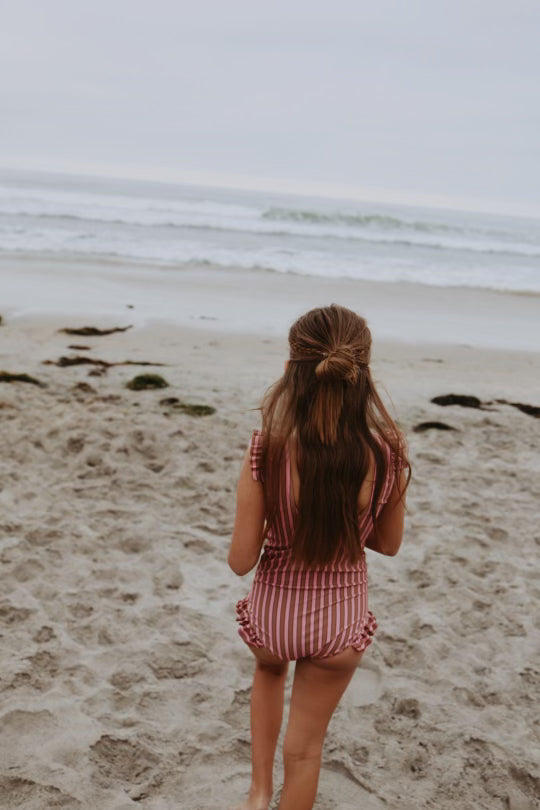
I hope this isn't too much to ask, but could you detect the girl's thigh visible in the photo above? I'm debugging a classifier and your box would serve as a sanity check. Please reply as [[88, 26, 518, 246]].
[[284, 647, 363, 753]]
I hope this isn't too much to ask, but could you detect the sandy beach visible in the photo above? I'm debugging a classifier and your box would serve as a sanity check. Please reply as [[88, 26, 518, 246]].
[[1, 260, 539, 809]]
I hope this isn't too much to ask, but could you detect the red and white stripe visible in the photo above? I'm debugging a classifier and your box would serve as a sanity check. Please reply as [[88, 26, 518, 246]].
[[236, 431, 398, 661]]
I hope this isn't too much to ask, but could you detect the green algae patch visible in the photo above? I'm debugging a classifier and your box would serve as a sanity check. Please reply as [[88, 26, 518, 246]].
[[126, 373, 169, 391], [159, 397, 215, 417], [177, 403, 215, 417]]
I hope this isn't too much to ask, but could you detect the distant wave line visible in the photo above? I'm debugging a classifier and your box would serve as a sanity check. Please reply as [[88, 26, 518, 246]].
[[2, 211, 539, 259], [2, 200, 535, 242], [261, 206, 526, 239]]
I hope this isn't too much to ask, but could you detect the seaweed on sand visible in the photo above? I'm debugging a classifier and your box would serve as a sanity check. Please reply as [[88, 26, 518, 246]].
[[59, 325, 133, 336], [413, 421, 456, 433], [126, 374, 169, 390], [159, 397, 215, 416], [0, 371, 44, 386], [44, 356, 166, 369], [431, 394, 483, 409]]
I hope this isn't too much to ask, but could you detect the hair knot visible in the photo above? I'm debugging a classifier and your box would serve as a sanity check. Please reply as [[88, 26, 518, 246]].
[[315, 344, 362, 385]]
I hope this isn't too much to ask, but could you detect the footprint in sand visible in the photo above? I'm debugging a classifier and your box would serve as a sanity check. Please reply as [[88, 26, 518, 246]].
[[33, 625, 56, 642], [0, 601, 32, 625], [377, 634, 424, 669], [394, 697, 421, 718], [89, 734, 160, 787], [507, 765, 540, 809], [116, 534, 152, 554], [0, 710, 61, 772], [11, 558, 45, 582], [0, 776, 81, 809], [152, 565, 183, 595], [224, 687, 251, 725], [149, 643, 206, 680], [109, 669, 146, 692], [342, 663, 383, 708], [317, 761, 387, 808], [404, 741, 431, 779]]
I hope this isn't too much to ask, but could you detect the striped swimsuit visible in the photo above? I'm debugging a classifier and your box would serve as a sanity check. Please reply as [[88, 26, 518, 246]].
[[235, 430, 398, 661]]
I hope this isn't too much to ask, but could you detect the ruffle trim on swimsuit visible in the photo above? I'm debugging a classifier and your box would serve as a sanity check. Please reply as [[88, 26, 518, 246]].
[[235, 596, 265, 649], [348, 610, 378, 653], [235, 597, 378, 657]]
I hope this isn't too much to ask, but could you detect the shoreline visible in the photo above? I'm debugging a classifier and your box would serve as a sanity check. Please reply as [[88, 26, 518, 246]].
[[2, 252, 540, 352]]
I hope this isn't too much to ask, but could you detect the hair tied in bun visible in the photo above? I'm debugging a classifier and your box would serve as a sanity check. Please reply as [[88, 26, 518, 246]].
[[315, 344, 359, 385]]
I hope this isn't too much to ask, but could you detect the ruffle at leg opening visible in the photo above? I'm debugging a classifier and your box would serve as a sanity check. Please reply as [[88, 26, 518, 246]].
[[350, 610, 378, 653], [235, 596, 265, 649]]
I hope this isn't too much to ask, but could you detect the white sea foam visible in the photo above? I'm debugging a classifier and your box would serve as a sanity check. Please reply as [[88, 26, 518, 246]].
[[1, 171, 539, 292]]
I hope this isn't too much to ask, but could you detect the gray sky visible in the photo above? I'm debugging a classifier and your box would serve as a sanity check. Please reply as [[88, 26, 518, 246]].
[[1, 0, 539, 214]]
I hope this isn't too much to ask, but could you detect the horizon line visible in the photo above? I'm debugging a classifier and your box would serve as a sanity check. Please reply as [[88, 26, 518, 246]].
[[1, 159, 539, 220]]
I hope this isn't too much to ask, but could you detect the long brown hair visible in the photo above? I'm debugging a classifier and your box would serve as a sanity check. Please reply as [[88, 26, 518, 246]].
[[260, 304, 410, 566]]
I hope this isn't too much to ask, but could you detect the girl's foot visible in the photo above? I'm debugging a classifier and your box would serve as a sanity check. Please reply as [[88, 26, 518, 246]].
[[229, 790, 272, 810]]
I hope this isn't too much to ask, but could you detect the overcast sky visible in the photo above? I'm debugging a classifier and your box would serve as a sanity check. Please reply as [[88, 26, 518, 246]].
[[1, 0, 539, 214]]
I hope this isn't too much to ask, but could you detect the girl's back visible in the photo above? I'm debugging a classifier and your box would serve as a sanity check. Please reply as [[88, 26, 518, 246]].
[[235, 429, 402, 661]]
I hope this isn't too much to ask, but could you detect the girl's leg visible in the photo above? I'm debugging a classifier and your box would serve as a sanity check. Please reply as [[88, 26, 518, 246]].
[[232, 645, 289, 810], [278, 647, 363, 810]]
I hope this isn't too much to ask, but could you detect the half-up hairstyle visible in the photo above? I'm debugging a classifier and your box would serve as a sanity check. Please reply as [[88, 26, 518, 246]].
[[259, 304, 410, 566]]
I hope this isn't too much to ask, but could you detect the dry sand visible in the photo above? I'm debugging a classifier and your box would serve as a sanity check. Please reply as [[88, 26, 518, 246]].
[[0, 312, 539, 810]]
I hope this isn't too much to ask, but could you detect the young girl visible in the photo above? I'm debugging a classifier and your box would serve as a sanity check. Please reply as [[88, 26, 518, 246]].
[[228, 304, 410, 810]]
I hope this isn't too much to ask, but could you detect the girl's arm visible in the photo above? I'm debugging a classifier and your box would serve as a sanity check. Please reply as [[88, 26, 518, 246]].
[[364, 468, 407, 556], [228, 448, 266, 575]]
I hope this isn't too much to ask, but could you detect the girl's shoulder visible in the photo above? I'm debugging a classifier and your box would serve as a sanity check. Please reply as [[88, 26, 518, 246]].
[[248, 429, 265, 482], [372, 429, 409, 475]]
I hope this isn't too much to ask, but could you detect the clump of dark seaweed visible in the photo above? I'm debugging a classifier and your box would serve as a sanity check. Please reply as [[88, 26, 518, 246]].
[[413, 421, 456, 433], [0, 371, 44, 386], [159, 397, 215, 417], [432, 393, 540, 419], [59, 325, 133, 336], [177, 403, 215, 417], [126, 374, 169, 390], [495, 399, 540, 418], [72, 382, 97, 395], [46, 356, 110, 368], [431, 394, 483, 409], [44, 355, 166, 369]]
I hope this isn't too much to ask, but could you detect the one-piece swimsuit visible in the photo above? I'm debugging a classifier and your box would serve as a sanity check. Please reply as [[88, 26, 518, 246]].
[[235, 430, 401, 661]]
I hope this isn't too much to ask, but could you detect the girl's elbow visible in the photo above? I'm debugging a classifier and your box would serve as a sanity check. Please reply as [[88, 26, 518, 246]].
[[228, 552, 256, 576], [381, 534, 403, 556], [375, 530, 403, 556]]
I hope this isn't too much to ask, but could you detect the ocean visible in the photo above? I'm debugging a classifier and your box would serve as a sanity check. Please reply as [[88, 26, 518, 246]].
[[1, 170, 539, 294]]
